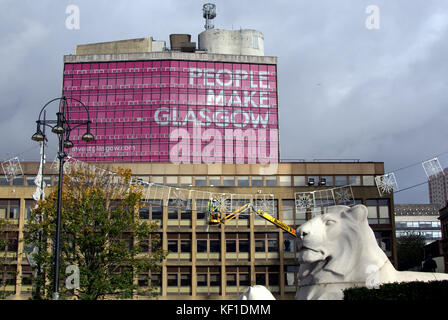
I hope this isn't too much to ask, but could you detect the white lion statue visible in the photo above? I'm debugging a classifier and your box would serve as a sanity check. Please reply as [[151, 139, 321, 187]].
[[296, 204, 448, 300]]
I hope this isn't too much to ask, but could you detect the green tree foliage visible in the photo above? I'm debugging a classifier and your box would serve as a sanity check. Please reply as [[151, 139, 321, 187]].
[[0, 218, 16, 299], [396, 234, 426, 271], [24, 165, 167, 300]]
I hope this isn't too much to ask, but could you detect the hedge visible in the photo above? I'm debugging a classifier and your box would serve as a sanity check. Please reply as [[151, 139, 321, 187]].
[[343, 280, 448, 300]]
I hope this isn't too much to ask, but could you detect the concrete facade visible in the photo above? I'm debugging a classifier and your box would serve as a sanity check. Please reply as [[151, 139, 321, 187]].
[[0, 161, 396, 299]]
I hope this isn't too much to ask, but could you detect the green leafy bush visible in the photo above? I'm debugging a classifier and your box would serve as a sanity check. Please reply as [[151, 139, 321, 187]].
[[343, 281, 448, 300]]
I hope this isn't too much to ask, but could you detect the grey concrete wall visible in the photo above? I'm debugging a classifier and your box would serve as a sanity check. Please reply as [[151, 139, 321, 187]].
[[198, 29, 264, 56], [74, 37, 153, 55]]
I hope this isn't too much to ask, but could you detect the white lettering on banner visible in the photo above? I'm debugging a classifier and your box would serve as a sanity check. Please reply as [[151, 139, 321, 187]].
[[188, 68, 202, 85], [154, 107, 271, 129], [154, 107, 170, 125], [206, 89, 264, 107], [188, 68, 271, 89]]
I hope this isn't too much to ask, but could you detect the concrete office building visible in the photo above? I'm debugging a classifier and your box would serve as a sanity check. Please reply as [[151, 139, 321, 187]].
[[0, 5, 396, 299], [1, 161, 394, 299], [439, 204, 448, 273], [428, 168, 448, 209], [395, 204, 442, 244]]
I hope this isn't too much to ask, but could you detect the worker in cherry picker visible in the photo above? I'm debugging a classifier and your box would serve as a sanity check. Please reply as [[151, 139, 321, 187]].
[[207, 199, 221, 223]]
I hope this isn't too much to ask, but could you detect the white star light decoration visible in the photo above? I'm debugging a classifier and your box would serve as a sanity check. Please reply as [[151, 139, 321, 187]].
[[1, 157, 23, 181], [334, 186, 355, 206], [168, 188, 190, 208], [422, 157, 444, 179], [254, 194, 275, 215], [375, 173, 398, 197], [295, 193, 314, 210]]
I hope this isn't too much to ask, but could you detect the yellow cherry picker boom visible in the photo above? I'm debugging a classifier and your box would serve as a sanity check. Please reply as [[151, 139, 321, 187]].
[[207, 200, 297, 237]]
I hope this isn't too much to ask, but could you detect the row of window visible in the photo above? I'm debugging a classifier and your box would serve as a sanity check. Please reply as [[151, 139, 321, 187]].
[[162, 266, 284, 293], [0, 174, 378, 187], [64, 61, 276, 75], [0, 197, 390, 227], [396, 231, 442, 239], [134, 174, 378, 187], [165, 233, 281, 255], [395, 221, 441, 230]]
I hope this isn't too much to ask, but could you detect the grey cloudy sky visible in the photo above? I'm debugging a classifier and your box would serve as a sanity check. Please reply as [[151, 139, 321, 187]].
[[1, 0, 447, 204]]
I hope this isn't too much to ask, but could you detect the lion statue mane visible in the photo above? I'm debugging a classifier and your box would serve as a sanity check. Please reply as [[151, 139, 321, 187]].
[[295, 204, 448, 300]]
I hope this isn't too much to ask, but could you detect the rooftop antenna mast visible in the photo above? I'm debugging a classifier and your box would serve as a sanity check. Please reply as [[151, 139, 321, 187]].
[[203, 3, 216, 30]]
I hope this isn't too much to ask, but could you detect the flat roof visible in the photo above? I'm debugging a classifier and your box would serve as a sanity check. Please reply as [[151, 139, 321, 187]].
[[64, 51, 277, 65]]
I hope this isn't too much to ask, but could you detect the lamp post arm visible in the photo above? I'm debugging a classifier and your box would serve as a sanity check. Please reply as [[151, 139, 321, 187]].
[[37, 97, 64, 124]]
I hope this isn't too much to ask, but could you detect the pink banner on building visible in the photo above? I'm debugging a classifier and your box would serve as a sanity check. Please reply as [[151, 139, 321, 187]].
[[63, 60, 279, 163]]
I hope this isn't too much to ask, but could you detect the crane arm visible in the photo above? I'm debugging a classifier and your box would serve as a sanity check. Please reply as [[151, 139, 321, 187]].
[[254, 209, 297, 237], [220, 203, 251, 223], [208, 201, 297, 238]]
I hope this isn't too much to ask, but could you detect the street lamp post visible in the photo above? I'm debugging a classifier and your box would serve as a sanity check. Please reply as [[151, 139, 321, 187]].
[[31, 96, 94, 300]]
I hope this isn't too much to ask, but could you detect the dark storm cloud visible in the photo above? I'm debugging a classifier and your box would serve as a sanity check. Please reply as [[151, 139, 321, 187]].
[[1, 0, 447, 203]]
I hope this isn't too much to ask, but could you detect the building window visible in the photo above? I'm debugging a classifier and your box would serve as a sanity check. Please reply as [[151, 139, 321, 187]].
[[279, 176, 291, 187], [265, 176, 277, 187], [335, 175, 347, 186], [363, 175, 375, 186], [255, 239, 265, 252], [255, 266, 280, 293], [227, 273, 237, 286], [251, 176, 263, 187], [284, 265, 300, 288], [223, 176, 235, 186], [197, 233, 220, 259], [0, 177, 9, 186], [195, 176, 207, 186], [226, 266, 250, 291], [168, 207, 178, 220], [26, 176, 35, 186], [13, 177, 24, 186], [225, 233, 249, 259], [283, 233, 295, 253], [366, 199, 390, 225], [226, 239, 236, 253], [196, 267, 221, 295], [209, 176, 221, 186], [349, 175, 361, 186], [166, 176, 178, 186], [293, 176, 306, 187], [237, 176, 249, 187], [152, 205, 163, 221], [179, 176, 192, 187], [167, 267, 191, 295], [167, 233, 191, 260], [139, 207, 150, 219], [196, 199, 208, 221], [282, 200, 295, 221], [25, 199, 36, 220], [254, 233, 278, 255], [151, 176, 164, 184], [0, 200, 20, 221]]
